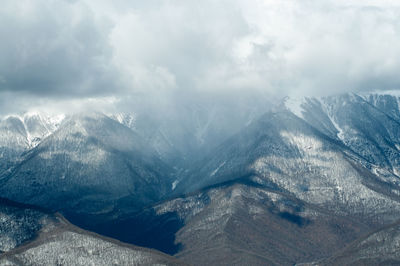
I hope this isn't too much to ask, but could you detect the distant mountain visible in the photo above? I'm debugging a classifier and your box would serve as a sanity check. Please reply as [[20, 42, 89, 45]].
[[0, 112, 64, 173], [0, 198, 184, 266], [125, 97, 270, 168], [0, 113, 174, 226]]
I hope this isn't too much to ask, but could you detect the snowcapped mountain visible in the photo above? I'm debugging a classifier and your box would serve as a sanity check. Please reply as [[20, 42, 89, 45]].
[[0, 112, 174, 228], [119, 93, 400, 265], [0, 112, 65, 148], [174, 94, 400, 221], [0, 112, 65, 174]]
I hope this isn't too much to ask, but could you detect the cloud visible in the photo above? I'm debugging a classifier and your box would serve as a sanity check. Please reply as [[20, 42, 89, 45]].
[[1, 0, 400, 113], [0, 0, 119, 97]]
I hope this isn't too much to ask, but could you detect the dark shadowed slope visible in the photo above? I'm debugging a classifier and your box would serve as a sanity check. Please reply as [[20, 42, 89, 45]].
[[0, 198, 185, 266], [0, 197, 56, 254], [119, 181, 370, 265]]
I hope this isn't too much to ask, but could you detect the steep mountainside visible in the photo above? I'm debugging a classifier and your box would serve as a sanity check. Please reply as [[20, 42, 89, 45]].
[[175, 109, 400, 224], [291, 94, 400, 178], [0, 113, 174, 226], [114, 182, 370, 265]]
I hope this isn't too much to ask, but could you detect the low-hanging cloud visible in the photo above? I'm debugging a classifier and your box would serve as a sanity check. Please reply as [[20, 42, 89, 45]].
[[1, 0, 400, 114]]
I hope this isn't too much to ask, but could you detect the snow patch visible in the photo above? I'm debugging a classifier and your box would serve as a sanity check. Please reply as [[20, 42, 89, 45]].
[[109, 113, 136, 130], [284, 96, 306, 118], [280, 131, 323, 152], [210, 161, 226, 177], [172, 179, 179, 190]]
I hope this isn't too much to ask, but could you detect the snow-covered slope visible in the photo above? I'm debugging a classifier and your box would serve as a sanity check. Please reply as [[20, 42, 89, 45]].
[[0, 113, 174, 226], [285, 94, 400, 176], [0, 112, 65, 148], [175, 109, 400, 223], [0, 112, 65, 174], [0, 198, 55, 253]]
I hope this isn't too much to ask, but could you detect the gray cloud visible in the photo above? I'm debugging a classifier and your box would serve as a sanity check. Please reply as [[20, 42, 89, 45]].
[[0, 0, 120, 97], [1, 0, 400, 114]]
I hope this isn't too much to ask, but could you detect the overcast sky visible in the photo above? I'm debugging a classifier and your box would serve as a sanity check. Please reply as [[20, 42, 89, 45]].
[[1, 0, 400, 114]]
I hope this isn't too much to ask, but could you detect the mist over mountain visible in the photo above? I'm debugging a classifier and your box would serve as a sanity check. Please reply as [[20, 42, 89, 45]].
[[1, 92, 400, 265], [2, 1, 400, 265]]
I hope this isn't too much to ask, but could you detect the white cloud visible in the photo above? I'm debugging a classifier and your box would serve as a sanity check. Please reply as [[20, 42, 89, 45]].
[[1, 0, 400, 113]]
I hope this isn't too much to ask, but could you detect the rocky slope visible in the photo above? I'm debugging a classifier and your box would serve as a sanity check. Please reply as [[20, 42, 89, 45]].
[[119, 182, 371, 265], [309, 220, 400, 266]]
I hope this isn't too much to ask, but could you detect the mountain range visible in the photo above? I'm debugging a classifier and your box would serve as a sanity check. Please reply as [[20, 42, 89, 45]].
[[1, 93, 400, 265]]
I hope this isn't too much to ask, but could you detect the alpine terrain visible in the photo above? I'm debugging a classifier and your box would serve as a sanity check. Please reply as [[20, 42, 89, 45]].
[[1, 93, 400, 265]]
